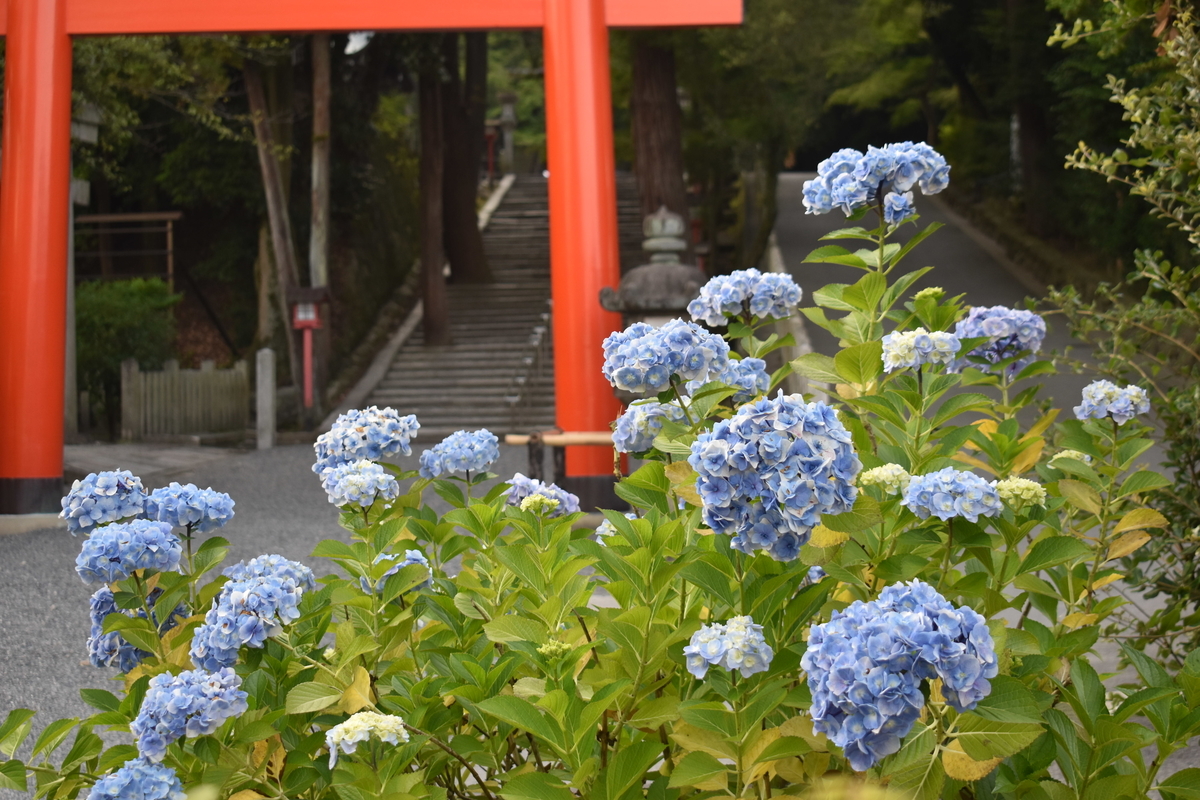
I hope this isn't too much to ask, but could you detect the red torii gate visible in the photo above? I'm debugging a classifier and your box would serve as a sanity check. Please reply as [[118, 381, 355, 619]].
[[0, 0, 740, 517]]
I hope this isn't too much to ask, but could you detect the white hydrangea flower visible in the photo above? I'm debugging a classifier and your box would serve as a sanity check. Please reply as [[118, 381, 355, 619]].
[[995, 477, 1046, 509], [326, 712, 410, 768], [519, 494, 560, 516], [860, 464, 912, 495], [1050, 449, 1092, 466]]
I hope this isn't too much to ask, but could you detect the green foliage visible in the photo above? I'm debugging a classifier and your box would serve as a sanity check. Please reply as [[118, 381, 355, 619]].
[[13, 184, 1199, 800], [75, 278, 180, 406], [1050, 12, 1200, 664]]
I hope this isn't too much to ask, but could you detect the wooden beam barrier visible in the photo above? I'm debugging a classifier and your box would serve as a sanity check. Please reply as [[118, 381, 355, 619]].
[[504, 432, 613, 447]]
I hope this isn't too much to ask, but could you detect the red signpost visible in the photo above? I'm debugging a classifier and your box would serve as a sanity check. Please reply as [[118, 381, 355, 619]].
[[0, 0, 740, 516]]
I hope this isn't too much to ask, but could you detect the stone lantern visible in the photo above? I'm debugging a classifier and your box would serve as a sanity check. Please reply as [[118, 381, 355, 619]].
[[599, 205, 706, 328]]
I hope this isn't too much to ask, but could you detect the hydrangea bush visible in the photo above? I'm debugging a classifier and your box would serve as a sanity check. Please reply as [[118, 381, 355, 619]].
[[6, 141, 1199, 800]]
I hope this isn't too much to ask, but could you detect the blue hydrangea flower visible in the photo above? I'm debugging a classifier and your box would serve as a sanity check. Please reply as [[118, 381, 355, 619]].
[[803, 142, 949, 217], [801, 580, 997, 771], [804, 565, 827, 586], [902, 468, 1002, 523], [687, 269, 804, 326], [76, 520, 182, 586], [418, 429, 500, 478], [683, 615, 774, 679], [881, 328, 961, 372], [688, 394, 861, 561], [190, 556, 315, 671], [223, 554, 316, 588], [86, 758, 186, 800], [687, 357, 771, 404], [505, 473, 581, 517], [320, 459, 399, 508], [951, 305, 1046, 375], [60, 470, 147, 535], [613, 401, 688, 454], [602, 319, 730, 394], [87, 586, 184, 673], [131, 667, 249, 762], [313, 406, 420, 474], [144, 482, 234, 534], [595, 512, 638, 546], [883, 191, 916, 224], [1073, 380, 1151, 426], [360, 549, 430, 594]]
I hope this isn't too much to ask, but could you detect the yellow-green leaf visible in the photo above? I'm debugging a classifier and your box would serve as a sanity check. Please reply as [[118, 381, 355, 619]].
[[1113, 508, 1169, 535], [1058, 480, 1102, 516], [809, 525, 849, 548], [1107, 531, 1152, 561], [942, 741, 1002, 781], [338, 666, 373, 714]]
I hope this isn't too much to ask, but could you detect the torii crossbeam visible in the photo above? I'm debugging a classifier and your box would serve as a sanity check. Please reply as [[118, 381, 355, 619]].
[[0, 0, 740, 517]]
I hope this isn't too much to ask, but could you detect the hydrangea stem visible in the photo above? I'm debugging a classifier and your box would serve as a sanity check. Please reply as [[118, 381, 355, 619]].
[[937, 519, 955, 594]]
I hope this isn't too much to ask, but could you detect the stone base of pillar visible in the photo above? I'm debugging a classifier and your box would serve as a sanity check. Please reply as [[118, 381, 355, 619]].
[[0, 476, 63, 515]]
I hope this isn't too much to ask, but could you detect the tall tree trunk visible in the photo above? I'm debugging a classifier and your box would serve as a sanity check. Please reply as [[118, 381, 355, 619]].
[[420, 62, 451, 346], [310, 33, 332, 415], [441, 33, 492, 283], [245, 61, 304, 418], [310, 33, 331, 289], [1007, 0, 1051, 235], [254, 223, 276, 347], [631, 37, 690, 241]]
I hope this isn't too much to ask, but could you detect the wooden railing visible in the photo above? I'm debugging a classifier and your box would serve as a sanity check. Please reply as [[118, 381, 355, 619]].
[[120, 358, 248, 441]]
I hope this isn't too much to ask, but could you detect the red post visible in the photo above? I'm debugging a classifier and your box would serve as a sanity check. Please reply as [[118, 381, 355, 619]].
[[0, 0, 73, 514], [543, 0, 623, 476], [302, 329, 314, 409]]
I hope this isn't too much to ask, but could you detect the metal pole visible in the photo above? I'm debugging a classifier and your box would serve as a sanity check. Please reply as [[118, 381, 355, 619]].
[[0, 0, 72, 514], [543, 0, 623, 476]]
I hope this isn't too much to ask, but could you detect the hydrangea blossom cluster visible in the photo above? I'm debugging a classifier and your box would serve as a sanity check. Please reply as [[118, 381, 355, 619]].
[[360, 549, 430, 594], [87, 587, 184, 672], [688, 357, 771, 404], [612, 400, 687, 454], [802, 142, 950, 220], [686, 268, 804, 326], [1073, 380, 1151, 426], [326, 711, 410, 768], [313, 406, 420, 473], [1050, 449, 1093, 466], [144, 483, 235, 533], [418, 429, 500, 478], [76, 520, 182, 585], [505, 473, 581, 517], [859, 464, 912, 496], [601, 319, 729, 394], [995, 477, 1047, 509], [683, 615, 774, 679], [688, 394, 861, 561], [801, 580, 998, 771], [86, 758, 185, 800], [951, 306, 1046, 375], [320, 459, 399, 508], [595, 512, 638, 546], [60, 470, 147, 535], [131, 668, 248, 762], [223, 554, 316, 588], [189, 556, 315, 671], [881, 328, 960, 372], [902, 468, 1002, 523]]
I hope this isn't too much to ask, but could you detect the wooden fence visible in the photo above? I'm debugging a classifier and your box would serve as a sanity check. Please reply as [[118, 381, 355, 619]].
[[121, 358, 249, 441]]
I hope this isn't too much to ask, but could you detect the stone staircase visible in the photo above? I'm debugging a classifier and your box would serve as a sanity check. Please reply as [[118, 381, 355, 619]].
[[366, 174, 643, 442]]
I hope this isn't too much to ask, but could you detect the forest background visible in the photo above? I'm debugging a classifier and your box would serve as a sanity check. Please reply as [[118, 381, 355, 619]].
[[0, 0, 1188, 433]]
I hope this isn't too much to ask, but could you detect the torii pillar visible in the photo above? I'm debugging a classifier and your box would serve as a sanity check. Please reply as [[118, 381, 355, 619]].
[[0, 0, 740, 519]]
